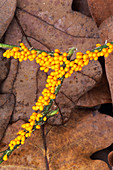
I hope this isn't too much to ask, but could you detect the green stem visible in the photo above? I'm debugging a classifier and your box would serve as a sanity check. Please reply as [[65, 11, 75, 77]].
[[46, 109, 59, 117], [0, 43, 19, 49], [91, 41, 113, 52], [0, 43, 55, 55]]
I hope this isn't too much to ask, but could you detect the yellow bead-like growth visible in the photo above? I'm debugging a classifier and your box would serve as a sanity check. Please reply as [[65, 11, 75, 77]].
[[3, 154, 8, 161], [36, 125, 41, 129]]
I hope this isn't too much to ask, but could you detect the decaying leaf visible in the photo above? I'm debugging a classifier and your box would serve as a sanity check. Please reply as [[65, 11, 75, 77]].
[[0, 0, 16, 39], [87, 0, 113, 26]]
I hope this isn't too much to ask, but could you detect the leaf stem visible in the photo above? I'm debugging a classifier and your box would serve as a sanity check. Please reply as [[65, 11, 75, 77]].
[[0, 43, 55, 55], [91, 41, 113, 52]]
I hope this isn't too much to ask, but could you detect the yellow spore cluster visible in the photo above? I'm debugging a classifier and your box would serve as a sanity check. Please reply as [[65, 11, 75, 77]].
[[3, 42, 113, 78], [3, 43, 37, 62], [2, 42, 113, 161], [3, 112, 47, 162]]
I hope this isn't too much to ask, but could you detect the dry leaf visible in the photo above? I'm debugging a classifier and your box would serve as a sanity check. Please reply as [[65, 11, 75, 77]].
[[99, 16, 113, 103], [76, 72, 112, 107], [0, 0, 16, 39], [46, 109, 113, 169], [87, 0, 113, 26]]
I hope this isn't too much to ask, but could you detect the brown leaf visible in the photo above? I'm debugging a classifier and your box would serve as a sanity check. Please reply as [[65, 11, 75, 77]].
[[17, 0, 73, 25], [108, 151, 113, 166], [87, 0, 113, 26], [0, 50, 10, 85], [76, 72, 112, 107], [0, 94, 14, 141], [0, 0, 16, 39], [0, 165, 35, 170], [16, 9, 99, 51], [46, 109, 113, 169], [99, 16, 113, 103]]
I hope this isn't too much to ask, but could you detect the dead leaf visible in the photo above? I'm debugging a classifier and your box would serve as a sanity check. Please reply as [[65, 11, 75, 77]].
[[99, 16, 113, 103], [0, 0, 16, 39], [87, 0, 113, 26], [0, 94, 14, 141], [46, 109, 113, 169], [0, 50, 10, 85], [76, 72, 112, 107]]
